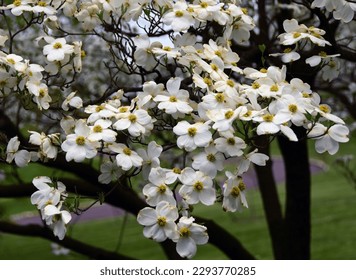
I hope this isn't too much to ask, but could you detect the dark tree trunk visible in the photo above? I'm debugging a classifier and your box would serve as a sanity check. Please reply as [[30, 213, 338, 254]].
[[254, 135, 286, 259], [278, 127, 311, 259]]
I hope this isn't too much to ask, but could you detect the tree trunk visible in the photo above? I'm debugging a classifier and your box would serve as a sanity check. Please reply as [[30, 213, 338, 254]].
[[278, 127, 311, 259], [254, 135, 286, 259]]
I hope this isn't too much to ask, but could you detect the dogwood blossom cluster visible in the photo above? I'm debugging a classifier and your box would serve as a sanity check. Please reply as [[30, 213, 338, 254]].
[[311, 0, 356, 23], [1, 0, 352, 258], [31, 176, 71, 240], [270, 18, 343, 82], [0, 35, 80, 109]]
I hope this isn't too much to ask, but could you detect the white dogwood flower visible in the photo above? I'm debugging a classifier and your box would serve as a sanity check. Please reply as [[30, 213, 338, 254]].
[[133, 35, 162, 70], [88, 119, 117, 143], [61, 120, 98, 162], [29, 131, 59, 159], [278, 19, 330, 46], [192, 145, 224, 178], [113, 109, 154, 137], [236, 149, 269, 175], [179, 168, 216, 206], [173, 121, 212, 152], [98, 161, 123, 184], [108, 143, 143, 171], [214, 135, 246, 157], [172, 216, 208, 259], [142, 167, 176, 206], [62, 91, 83, 111], [43, 38, 74, 62], [162, 0, 195, 32], [154, 77, 193, 118], [43, 204, 72, 240], [137, 201, 179, 242], [6, 136, 31, 167], [31, 176, 66, 210], [270, 48, 301, 63], [306, 51, 340, 67], [308, 123, 349, 155], [222, 172, 248, 212], [137, 141, 163, 179]]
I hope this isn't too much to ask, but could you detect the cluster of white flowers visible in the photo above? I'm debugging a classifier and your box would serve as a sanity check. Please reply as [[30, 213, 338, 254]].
[[1, 0, 352, 258], [311, 0, 356, 23], [0, 35, 81, 109], [269, 19, 342, 82], [31, 176, 71, 240]]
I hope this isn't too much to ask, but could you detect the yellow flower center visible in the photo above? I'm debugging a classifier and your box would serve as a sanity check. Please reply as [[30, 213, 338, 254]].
[[263, 114, 274, 122], [173, 167, 181, 174], [193, 181, 204, 191], [206, 154, 216, 162], [283, 48, 292, 53], [319, 104, 330, 113], [157, 216, 167, 227], [53, 42, 63, 49], [179, 227, 191, 237], [288, 104, 298, 113], [260, 68, 267, 73], [38, 1, 47, 7], [226, 79, 235, 87], [188, 127, 197, 137], [241, 8, 248, 14], [252, 82, 260, 89], [230, 186, 240, 198], [128, 114, 137, 123], [215, 93, 225, 103], [95, 105, 105, 112], [239, 181, 246, 191], [93, 125, 103, 133], [328, 60, 336, 68], [175, 10, 184, 17], [270, 84, 279, 92], [39, 89, 46, 97], [76, 136, 85, 146], [302, 92, 311, 98], [123, 147, 132, 156], [225, 110, 234, 119], [13, 0, 21, 6], [169, 96, 178, 102], [227, 137, 236, 145], [243, 110, 252, 117], [203, 77, 212, 86], [158, 184, 167, 194], [293, 32, 302, 38], [200, 2, 208, 8], [215, 50, 222, 57], [211, 63, 219, 71], [163, 46, 172, 51], [7, 58, 15, 64], [119, 107, 128, 113], [81, 50, 86, 58], [319, 51, 327, 57]]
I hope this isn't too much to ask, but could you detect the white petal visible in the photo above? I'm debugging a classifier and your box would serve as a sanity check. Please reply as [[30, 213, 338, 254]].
[[176, 237, 197, 259], [14, 150, 31, 167], [137, 207, 157, 226], [199, 188, 216, 205]]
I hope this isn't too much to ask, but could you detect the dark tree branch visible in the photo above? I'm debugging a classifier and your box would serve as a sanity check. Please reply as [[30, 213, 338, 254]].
[[195, 217, 256, 260], [0, 221, 134, 260]]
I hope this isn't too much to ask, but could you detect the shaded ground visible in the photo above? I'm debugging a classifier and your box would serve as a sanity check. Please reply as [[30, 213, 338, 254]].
[[12, 158, 327, 226]]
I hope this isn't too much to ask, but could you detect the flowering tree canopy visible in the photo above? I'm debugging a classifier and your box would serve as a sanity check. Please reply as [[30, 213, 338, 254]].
[[0, 0, 355, 259]]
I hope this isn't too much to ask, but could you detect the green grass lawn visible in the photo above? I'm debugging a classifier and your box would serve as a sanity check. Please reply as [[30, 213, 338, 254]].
[[1, 134, 356, 260]]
